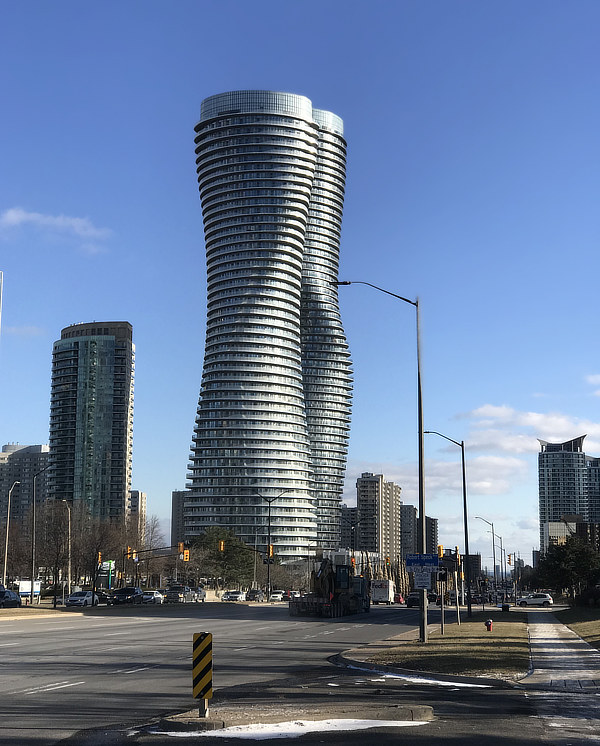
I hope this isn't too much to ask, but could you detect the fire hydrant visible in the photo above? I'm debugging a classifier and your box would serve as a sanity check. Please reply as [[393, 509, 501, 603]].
[[485, 618, 493, 632]]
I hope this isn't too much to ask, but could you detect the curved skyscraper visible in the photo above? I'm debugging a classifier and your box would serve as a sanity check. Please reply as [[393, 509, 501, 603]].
[[185, 91, 352, 561]]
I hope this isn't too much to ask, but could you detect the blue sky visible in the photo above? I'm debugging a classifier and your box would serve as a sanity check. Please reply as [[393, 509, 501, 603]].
[[1, 1, 599, 568]]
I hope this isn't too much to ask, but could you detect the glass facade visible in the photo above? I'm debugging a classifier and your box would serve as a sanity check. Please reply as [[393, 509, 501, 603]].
[[48, 322, 134, 521], [186, 91, 353, 561]]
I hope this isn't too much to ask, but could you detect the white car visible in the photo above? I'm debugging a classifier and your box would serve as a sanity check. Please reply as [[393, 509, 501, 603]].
[[518, 593, 553, 607], [196, 588, 207, 603], [142, 590, 164, 604], [66, 591, 98, 607], [222, 590, 246, 602], [269, 590, 284, 602]]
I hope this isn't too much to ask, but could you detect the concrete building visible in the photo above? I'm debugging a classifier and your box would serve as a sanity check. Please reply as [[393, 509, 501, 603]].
[[354, 472, 402, 559], [171, 490, 187, 548], [399, 504, 438, 557], [128, 490, 147, 541], [340, 504, 358, 550], [185, 91, 352, 561], [0, 444, 49, 531], [48, 322, 134, 522]]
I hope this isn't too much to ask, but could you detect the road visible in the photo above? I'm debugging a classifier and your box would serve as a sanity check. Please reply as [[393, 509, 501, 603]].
[[2, 602, 600, 745], [0, 601, 424, 745]]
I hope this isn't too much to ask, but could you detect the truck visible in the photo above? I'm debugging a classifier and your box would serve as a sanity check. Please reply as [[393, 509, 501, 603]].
[[289, 551, 370, 618], [371, 579, 395, 605]]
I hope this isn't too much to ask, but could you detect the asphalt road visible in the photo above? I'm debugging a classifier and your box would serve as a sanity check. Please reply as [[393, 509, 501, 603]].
[[0, 601, 425, 745]]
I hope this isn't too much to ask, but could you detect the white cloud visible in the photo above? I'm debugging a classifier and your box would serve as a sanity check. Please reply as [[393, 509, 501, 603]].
[[586, 374, 600, 386], [0, 207, 112, 253]]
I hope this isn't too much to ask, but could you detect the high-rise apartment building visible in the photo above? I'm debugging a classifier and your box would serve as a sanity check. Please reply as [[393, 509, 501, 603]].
[[399, 504, 438, 557], [128, 490, 147, 540], [355, 472, 402, 558], [537, 436, 600, 552], [0, 444, 49, 530], [48, 322, 134, 522], [185, 91, 352, 561]]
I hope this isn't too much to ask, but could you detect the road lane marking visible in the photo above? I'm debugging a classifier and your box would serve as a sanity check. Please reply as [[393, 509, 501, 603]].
[[24, 681, 85, 694], [105, 631, 131, 636], [0, 642, 20, 647]]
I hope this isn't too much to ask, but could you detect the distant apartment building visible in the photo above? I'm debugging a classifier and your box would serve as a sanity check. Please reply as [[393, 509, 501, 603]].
[[538, 436, 600, 552], [399, 504, 438, 557], [340, 504, 358, 549], [128, 490, 147, 540], [354, 473, 402, 559], [0, 444, 49, 530], [171, 490, 187, 548], [48, 322, 135, 522]]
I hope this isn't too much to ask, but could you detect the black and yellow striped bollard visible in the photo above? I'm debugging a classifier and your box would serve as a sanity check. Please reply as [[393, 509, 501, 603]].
[[192, 632, 213, 718]]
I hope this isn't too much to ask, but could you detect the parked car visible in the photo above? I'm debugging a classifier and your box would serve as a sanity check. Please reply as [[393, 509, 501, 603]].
[[0, 589, 22, 608], [66, 591, 98, 607], [518, 593, 553, 607], [196, 587, 206, 603], [246, 589, 265, 602], [221, 590, 246, 602], [269, 590, 284, 602], [142, 590, 164, 604], [96, 590, 113, 605], [165, 585, 196, 603], [394, 592, 405, 604], [112, 586, 144, 605]]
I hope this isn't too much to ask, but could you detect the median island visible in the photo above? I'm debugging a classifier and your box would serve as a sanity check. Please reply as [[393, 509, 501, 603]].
[[365, 609, 531, 680]]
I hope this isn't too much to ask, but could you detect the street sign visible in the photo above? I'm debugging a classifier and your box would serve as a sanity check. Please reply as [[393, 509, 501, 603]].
[[413, 570, 432, 589], [405, 553, 439, 569]]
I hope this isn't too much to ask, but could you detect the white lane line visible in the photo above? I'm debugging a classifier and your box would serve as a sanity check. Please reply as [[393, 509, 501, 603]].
[[115, 666, 154, 674], [27, 626, 76, 632], [233, 647, 249, 651], [105, 631, 130, 636], [24, 681, 85, 695], [0, 642, 20, 647], [254, 626, 274, 631]]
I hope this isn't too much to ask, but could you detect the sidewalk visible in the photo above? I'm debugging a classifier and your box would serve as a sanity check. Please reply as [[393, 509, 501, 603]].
[[516, 609, 600, 691]]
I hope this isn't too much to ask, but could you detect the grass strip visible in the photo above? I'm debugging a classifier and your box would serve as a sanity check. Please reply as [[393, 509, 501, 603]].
[[554, 606, 600, 650], [367, 609, 530, 679]]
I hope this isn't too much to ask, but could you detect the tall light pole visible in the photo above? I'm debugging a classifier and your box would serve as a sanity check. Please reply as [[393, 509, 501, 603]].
[[254, 489, 294, 600], [337, 281, 427, 642], [61, 500, 72, 600], [2, 481, 20, 587], [475, 516, 497, 601], [424, 431, 472, 617], [30, 464, 50, 605]]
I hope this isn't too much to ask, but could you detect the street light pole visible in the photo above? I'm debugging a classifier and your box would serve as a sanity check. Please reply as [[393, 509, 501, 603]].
[[337, 281, 427, 642], [30, 465, 50, 605], [3, 481, 20, 587], [475, 516, 497, 601], [254, 489, 293, 600], [424, 431, 472, 617]]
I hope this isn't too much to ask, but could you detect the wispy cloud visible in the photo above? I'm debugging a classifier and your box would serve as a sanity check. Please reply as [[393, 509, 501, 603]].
[[2, 325, 45, 337], [0, 207, 112, 253]]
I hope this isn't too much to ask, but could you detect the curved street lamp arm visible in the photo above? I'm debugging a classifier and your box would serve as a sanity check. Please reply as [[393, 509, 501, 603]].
[[336, 281, 417, 308]]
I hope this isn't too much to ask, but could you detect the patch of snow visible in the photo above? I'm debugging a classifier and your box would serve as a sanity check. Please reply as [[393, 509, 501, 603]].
[[155, 719, 429, 739], [346, 664, 492, 688]]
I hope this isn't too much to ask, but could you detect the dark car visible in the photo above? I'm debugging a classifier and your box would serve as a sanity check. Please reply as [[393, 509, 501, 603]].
[[112, 586, 143, 604], [0, 589, 22, 608], [96, 590, 113, 605], [246, 589, 265, 602], [165, 585, 196, 603]]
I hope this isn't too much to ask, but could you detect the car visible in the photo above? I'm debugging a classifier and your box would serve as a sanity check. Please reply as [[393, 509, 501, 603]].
[[518, 593, 554, 607], [246, 589, 265, 602], [196, 587, 207, 603], [394, 592, 405, 604], [221, 590, 246, 602], [142, 590, 164, 604], [112, 586, 144, 604], [269, 590, 284, 602], [0, 589, 22, 608], [66, 591, 98, 607], [165, 585, 196, 603], [96, 590, 114, 605]]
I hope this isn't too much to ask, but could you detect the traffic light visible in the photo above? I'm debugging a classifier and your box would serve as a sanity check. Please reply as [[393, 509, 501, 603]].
[[508, 554, 513, 565], [385, 556, 390, 567], [350, 556, 356, 567], [183, 549, 190, 562], [219, 540, 225, 552], [126, 546, 132, 559], [268, 544, 274, 558], [455, 546, 461, 565], [178, 542, 184, 553], [132, 549, 138, 561], [437, 544, 444, 558], [97, 551, 102, 564]]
